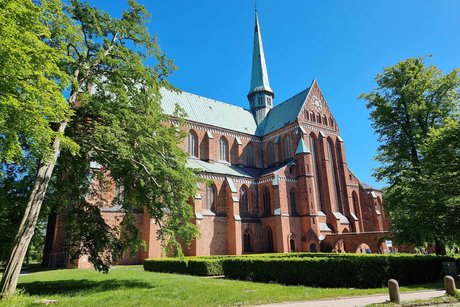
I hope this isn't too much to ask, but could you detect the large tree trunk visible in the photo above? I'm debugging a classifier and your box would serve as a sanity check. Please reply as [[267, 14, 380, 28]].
[[0, 122, 67, 299], [435, 240, 447, 256]]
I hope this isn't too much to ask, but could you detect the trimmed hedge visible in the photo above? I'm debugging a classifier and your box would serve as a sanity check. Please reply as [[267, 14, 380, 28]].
[[143, 258, 223, 276], [221, 254, 454, 288], [144, 253, 457, 288]]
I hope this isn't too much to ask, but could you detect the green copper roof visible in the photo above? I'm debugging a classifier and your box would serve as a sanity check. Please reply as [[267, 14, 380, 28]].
[[160, 84, 313, 137], [261, 86, 311, 134], [160, 88, 258, 135], [248, 13, 273, 96], [295, 138, 310, 154], [187, 159, 256, 178]]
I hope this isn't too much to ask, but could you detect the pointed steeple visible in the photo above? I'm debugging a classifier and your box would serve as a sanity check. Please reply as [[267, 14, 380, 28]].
[[249, 13, 273, 96], [248, 12, 274, 126]]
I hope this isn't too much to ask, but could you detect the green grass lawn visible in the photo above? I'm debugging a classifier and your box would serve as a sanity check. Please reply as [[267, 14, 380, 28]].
[[0, 265, 444, 307]]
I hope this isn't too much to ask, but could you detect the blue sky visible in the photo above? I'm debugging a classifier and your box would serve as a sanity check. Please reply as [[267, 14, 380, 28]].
[[89, 0, 460, 189]]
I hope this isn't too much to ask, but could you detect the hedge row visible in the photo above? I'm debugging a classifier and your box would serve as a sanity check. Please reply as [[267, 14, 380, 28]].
[[144, 253, 456, 288], [143, 258, 223, 276], [221, 255, 454, 288]]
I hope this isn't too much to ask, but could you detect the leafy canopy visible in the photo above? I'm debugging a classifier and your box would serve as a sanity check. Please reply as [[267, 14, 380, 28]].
[[0, 0, 74, 169], [1, 0, 200, 272], [360, 57, 459, 251]]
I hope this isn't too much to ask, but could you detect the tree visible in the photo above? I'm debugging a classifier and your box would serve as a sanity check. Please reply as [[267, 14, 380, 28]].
[[0, 0, 73, 296], [360, 57, 459, 254], [1, 0, 199, 297]]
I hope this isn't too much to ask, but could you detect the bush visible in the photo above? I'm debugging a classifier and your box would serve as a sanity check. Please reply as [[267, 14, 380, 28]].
[[221, 254, 454, 288], [144, 253, 455, 287], [143, 258, 223, 276]]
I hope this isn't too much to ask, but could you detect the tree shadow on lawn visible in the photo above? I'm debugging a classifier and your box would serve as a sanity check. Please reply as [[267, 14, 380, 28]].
[[18, 279, 153, 296], [400, 279, 444, 290]]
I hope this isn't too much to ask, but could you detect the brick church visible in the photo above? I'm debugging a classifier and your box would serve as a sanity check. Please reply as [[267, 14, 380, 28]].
[[45, 13, 389, 268]]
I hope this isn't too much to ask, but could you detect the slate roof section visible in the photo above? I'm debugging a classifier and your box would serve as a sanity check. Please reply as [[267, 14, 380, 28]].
[[187, 159, 259, 178], [160, 85, 312, 136], [186, 158, 295, 179], [261, 87, 311, 135], [359, 180, 382, 192], [160, 88, 258, 135]]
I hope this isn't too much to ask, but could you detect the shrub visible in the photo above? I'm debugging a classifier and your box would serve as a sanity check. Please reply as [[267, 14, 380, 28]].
[[143, 258, 223, 276], [144, 253, 455, 287], [221, 254, 454, 288]]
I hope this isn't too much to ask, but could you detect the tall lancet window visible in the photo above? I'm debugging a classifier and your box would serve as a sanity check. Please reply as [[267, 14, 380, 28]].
[[328, 140, 341, 212], [188, 130, 198, 157], [263, 187, 271, 215], [239, 186, 249, 215], [246, 143, 255, 167], [204, 184, 216, 212], [352, 191, 360, 218], [219, 137, 229, 162], [289, 188, 297, 215], [309, 135, 324, 212], [284, 136, 292, 160], [267, 141, 275, 166]]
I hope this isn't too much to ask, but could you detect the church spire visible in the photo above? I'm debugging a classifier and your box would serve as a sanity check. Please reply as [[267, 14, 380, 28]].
[[248, 12, 274, 126]]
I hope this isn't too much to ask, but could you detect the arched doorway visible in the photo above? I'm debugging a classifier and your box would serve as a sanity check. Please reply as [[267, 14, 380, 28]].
[[288, 233, 296, 252], [334, 239, 345, 253], [356, 243, 371, 254], [309, 243, 317, 252], [267, 227, 274, 253], [243, 230, 252, 253]]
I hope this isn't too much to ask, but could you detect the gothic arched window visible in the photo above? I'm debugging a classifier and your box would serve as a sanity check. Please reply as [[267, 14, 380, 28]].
[[204, 184, 216, 212], [243, 230, 252, 252], [188, 130, 198, 157], [310, 135, 324, 212], [219, 136, 229, 161], [246, 143, 255, 167], [284, 136, 292, 160], [263, 187, 271, 215], [322, 115, 327, 125], [328, 139, 341, 213], [289, 188, 297, 215], [239, 186, 249, 215], [267, 227, 274, 252], [352, 191, 360, 218], [267, 141, 275, 166]]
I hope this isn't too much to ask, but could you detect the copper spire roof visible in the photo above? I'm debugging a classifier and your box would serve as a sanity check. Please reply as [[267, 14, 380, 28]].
[[248, 13, 273, 96]]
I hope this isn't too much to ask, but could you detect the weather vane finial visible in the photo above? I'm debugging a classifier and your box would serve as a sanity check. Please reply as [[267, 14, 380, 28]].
[[254, 0, 257, 12]]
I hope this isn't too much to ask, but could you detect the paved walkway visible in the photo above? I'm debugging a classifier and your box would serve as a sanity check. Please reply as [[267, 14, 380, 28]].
[[255, 289, 450, 307]]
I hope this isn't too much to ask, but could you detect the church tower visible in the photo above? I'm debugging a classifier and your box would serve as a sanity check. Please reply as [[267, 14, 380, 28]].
[[247, 12, 274, 126]]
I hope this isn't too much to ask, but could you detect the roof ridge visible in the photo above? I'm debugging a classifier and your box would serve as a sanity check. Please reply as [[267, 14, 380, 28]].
[[161, 87, 252, 113], [271, 87, 310, 110]]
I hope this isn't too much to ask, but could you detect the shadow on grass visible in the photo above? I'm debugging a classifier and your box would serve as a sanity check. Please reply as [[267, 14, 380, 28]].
[[18, 279, 153, 296], [402, 279, 444, 290], [1, 264, 67, 274]]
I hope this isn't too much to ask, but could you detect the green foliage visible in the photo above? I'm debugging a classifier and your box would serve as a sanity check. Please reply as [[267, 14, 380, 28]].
[[360, 57, 460, 251], [0, 167, 47, 265], [359, 57, 459, 183], [37, 0, 200, 271], [0, 266, 444, 306], [0, 0, 74, 167], [1, 0, 200, 273], [222, 254, 453, 288], [143, 258, 223, 276], [144, 253, 454, 288]]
